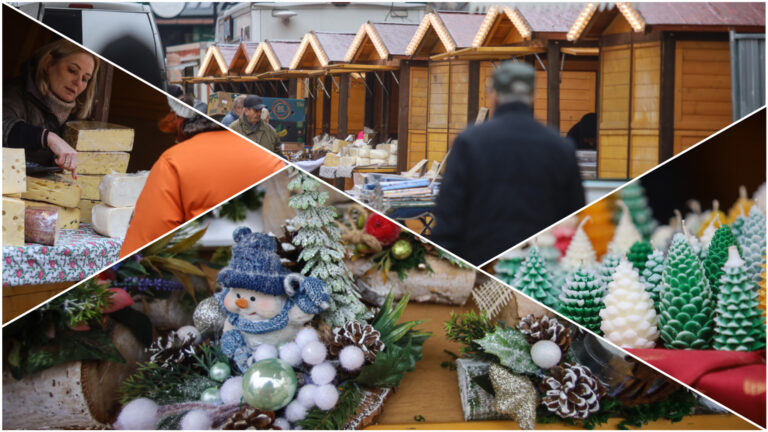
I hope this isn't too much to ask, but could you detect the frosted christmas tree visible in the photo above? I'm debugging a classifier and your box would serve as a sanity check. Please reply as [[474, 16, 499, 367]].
[[712, 246, 766, 351], [640, 250, 665, 312], [560, 217, 597, 273], [608, 201, 642, 255], [559, 268, 605, 334], [513, 246, 559, 309], [614, 182, 657, 240], [658, 233, 714, 349], [288, 172, 372, 327], [702, 225, 739, 295], [735, 206, 766, 284], [600, 260, 659, 348]]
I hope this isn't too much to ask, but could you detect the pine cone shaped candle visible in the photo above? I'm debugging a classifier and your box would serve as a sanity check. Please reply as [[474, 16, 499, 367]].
[[600, 260, 659, 348], [540, 363, 606, 419], [698, 213, 721, 252], [559, 268, 605, 334], [640, 250, 665, 312], [760, 262, 766, 317], [735, 206, 767, 284], [713, 246, 767, 351], [513, 247, 560, 309], [581, 201, 615, 259], [697, 200, 726, 238], [627, 241, 653, 273], [615, 182, 658, 239], [518, 314, 572, 353], [328, 321, 385, 362], [561, 218, 598, 272], [608, 201, 643, 255], [702, 225, 740, 295], [727, 186, 755, 224], [659, 233, 715, 349]]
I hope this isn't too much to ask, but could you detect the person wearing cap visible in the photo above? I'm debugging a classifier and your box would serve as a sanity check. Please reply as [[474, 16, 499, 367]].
[[221, 94, 247, 126], [430, 61, 585, 266], [119, 97, 285, 258], [229, 94, 282, 157]]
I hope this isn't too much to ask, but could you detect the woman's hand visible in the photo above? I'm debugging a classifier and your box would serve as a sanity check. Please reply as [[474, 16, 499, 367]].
[[46, 132, 78, 178]]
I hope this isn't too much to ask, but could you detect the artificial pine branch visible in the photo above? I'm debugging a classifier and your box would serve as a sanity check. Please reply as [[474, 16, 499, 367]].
[[444, 310, 497, 356]]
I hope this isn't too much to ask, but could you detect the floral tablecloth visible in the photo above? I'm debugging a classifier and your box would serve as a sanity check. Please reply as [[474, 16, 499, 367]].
[[2, 223, 122, 287]]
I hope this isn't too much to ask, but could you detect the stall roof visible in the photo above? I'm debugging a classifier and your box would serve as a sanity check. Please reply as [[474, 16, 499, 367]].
[[290, 31, 356, 69], [228, 42, 260, 74], [569, 2, 765, 41], [474, 4, 586, 46], [245, 40, 301, 74], [406, 11, 486, 56], [346, 21, 418, 62], [197, 43, 239, 77]]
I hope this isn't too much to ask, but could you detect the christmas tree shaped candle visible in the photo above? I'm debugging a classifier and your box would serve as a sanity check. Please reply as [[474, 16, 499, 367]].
[[581, 200, 615, 258], [561, 217, 598, 272], [735, 206, 766, 284], [727, 186, 755, 224], [599, 260, 659, 348], [627, 241, 653, 273], [713, 246, 766, 351], [615, 182, 657, 240], [559, 268, 605, 334], [697, 200, 725, 238], [608, 201, 642, 255], [598, 252, 622, 288], [659, 233, 715, 349], [640, 250, 665, 312], [513, 246, 559, 309], [759, 262, 766, 316], [702, 225, 740, 294], [494, 249, 527, 285]]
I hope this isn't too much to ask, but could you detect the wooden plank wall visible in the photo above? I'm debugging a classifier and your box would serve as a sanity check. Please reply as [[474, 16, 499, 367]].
[[630, 41, 661, 177], [598, 44, 631, 178], [673, 41, 732, 154], [407, 66, 429, 168], [535, 70, 597, 135], [427, 61, 450, 167], [478, 61, 495, 118]]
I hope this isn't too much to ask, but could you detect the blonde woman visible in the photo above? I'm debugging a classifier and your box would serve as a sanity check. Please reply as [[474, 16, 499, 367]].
[[3, 38, 101, 176]]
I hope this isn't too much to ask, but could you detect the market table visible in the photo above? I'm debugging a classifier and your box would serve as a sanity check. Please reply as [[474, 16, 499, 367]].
[[365, 302, 758, 430]]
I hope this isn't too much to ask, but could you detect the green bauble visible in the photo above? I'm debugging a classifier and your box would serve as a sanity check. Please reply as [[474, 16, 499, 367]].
[[391, 239, 413, 260], [640, 250, 665, 312], [513, 247, 559, 308], [242, 358, 298, 411], [201, 387, 221, 403], [658, 234, 715, 349], [559, 268, 605, 334], [702, 225, 739, 295], [713, 247, 767, 351], [627, 241, 653, 273], [209, 361, 232, 382]]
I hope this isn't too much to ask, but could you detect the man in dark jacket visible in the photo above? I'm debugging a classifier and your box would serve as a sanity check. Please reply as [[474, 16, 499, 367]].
[[430, 62, 585, 265]]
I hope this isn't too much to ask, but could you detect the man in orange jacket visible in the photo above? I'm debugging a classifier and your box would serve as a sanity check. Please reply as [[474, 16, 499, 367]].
[[119, 98, 285, 258]]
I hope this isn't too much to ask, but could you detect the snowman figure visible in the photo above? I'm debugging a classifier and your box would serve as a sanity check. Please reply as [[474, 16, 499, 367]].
[[216, 227, 329, 372]]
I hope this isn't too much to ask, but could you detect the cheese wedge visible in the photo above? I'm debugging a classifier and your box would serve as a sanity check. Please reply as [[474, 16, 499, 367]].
[[64, 121, 135, 151], [3, 148, 26, 194], [2, 197, 25, 245], [21, 176, 81, 208], [77, 152, 130, 174], [24, 200, 81, 230], [92, 204, 133, 238], [99, 172, 149, 207]]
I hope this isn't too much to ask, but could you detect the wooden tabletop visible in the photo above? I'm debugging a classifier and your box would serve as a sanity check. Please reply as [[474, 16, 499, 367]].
[[366, 302, 757, 430]]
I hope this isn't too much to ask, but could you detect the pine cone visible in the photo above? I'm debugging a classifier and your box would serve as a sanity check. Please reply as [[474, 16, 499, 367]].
[[328, 321, 385, 362], [518, 314, 572, 353], [221, 407, 275, 430], [274, 225, 303, 272], [540, 363, 606, 419], [146, 330, 199, 369]]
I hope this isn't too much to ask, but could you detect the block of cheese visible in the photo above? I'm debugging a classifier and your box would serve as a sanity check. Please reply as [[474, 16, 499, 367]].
[[64, 121, 135, 151], [2, 197, 25, 246], [340, 156, 356, 167], [370, 158, 387, 165], [323, 153, 341, 167], [347, 147, 359, 158], [99, 172, 149, 207], [387, 155, 398, 166], [369, 149, 389, 159], [24, 200, 81, 230], [21, 176, 81, 208], [78, 199, 99, 223], [3, 148, 26, 194], [358, 148, 371, 158], [25, 206, 59, 245], [92, 204, 133, 238], [77, 152, 130, 174], [356, 157, 371, 166]]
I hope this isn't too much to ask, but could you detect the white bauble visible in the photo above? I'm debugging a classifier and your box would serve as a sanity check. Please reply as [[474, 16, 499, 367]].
[[301, 340, 328, 365], [180, 410, 212, 430], [252, 343, 278, 361], [274, 417, 291, 430], [220, 376, 244, 404], [314, 384, 339, 410], [338, 346, 365, 371], [310, 362, 336, 385], [297, 384, 317, 409], [530, 340, 562, 369], [279, 342, 302, 366], [295, 327, 319, 348], [114, 398, 159, 430], [285, 400, 308, 422]]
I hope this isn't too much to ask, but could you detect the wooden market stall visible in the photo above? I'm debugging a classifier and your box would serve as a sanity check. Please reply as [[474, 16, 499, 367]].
[[289, 31, 363, 138], [242, 39, 302, 98], [402, 11, 487, 170], [568, 2, 765, 179], [196, 43, 239, 91]]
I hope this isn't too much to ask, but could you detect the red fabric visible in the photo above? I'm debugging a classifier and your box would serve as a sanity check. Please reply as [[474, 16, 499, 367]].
[[628, 348, 766, 426]]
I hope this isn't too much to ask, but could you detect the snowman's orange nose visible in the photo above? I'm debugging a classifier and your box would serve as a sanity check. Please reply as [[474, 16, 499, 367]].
[[235, 298, 248, 308]]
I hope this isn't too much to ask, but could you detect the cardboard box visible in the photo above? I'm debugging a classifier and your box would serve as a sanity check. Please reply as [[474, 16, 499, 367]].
[[208, 91, 238, 116]]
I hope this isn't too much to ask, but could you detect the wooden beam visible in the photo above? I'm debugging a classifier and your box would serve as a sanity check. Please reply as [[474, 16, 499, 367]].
[[381, 71, 392, 141], [546, 41, 561, 131], [305, 79, 314, 144], [337, 74, 350, 139], [288, 79, 297, 99], [626, 35, 635, 179], [467, 61, 480, 127], [397, 62, 411, 172], [658, 32, 676, 162], [561, 47, 600, 56], [322, 76, 332, 134]]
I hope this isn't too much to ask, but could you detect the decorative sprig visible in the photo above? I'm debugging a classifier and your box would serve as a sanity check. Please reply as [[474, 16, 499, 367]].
[[444, 310, 496, 356]]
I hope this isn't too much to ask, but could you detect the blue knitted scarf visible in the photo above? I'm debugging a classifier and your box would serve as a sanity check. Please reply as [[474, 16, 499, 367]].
[[215, 288, 292, 334]]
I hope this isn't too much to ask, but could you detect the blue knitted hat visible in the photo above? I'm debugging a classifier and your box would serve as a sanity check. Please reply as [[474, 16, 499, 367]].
[[217, 227, 290, 295]]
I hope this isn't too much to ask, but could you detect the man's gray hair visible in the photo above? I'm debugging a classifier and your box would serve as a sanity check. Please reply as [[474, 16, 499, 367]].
[[492, 61, 535, 106], [233, 94, 247, 108]]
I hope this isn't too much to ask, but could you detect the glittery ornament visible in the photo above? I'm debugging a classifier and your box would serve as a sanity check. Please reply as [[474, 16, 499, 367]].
[[489, 363, 537, 430], [391, 239, 413, 260], [193, 296, 226, 336], [242, 358, 298, 411]]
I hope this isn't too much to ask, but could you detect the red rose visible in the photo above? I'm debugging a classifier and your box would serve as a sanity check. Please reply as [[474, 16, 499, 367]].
[[364, 214, 402, 246]]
